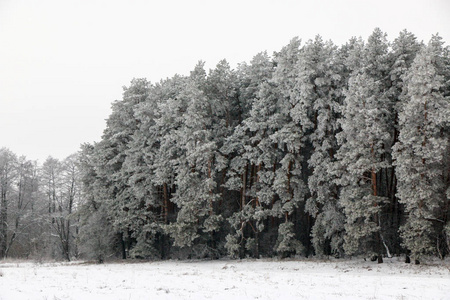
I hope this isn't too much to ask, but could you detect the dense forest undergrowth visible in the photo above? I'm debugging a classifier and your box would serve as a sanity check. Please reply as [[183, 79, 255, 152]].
[[1, 28, 449, 264]]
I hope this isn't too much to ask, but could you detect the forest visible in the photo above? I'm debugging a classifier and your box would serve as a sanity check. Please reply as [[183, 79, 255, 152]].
[[1, 28, 449, 264]]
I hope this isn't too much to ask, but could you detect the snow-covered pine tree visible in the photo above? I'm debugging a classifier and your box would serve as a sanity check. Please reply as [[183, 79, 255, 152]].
[[247, 80, 288, 258], [393, 35, 450, 262], [223, 52, 277, 258], [164, 61, 235, 258], [150, 75, 192, 256], [235, 52, 274, 123], [341, 37, 365, 75], [386, 30, 422, 254], [224, 39, 307, 258], [78, 143, 117, 263], [204, 59, 240, 131], [121, 81, 171, 259], [295, 36, 346, 256], [92, 78, 150, 258], [390, 30, 423, 105], [152, 74, 189, 229], [203, 60, 240, 254], [271, 37, 307, 257], [163, 79, 218, 253], [336, 29, 392, 262]]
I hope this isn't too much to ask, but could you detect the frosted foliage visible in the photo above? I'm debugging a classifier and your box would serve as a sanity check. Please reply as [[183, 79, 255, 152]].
[[224, 234, 241, 258], [275, 221, 304, 256], [234, 52, 274, 122], [336, 74, 391, 179], [223, 39, 308, 258], [167, 168, 221, 248], [292, 37, 345, 255], [390, 30, 422, 109], [341, 192, 385, 254], [393, 37, 450, 260], [69, 30, 449, 262], [311, 202, 344, 256], [343, 37, 365, 73], [78, 207, 115, 262], [292, 37, 340, 130], [335, 30, 394, 256], [337, 77, 392, 190], [219, 57, 279, 256], [363, 28, 390, 80], [274, 37, 302, 117], [338, 73, 392, 169], [94, 79, 152, 240], [152, 76, 188, 187], [163, 77, 225, 249]]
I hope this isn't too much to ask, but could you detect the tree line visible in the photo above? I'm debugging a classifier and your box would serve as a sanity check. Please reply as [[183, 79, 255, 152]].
[[2, 28, 449, 264], [0, 150, 80, 261]]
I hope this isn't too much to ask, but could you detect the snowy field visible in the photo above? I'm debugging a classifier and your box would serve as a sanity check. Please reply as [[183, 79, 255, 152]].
[[0, 258, 449, 300]]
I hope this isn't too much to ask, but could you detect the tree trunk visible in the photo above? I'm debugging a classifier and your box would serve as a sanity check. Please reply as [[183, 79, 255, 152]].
[[208, 158, 213, 216], [163, 183, 169, 224], [241, 164, 248, 209], [371, 141, 383, 263], [0, 190, 7, 259], [253, 163, 261, 258], [120, 232, 127, 259]]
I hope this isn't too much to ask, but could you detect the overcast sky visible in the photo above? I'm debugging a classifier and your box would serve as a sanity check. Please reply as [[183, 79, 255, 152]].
[[1, 0, 449, 162]]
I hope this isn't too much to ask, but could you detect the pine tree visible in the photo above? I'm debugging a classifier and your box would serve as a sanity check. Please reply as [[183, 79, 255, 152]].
[[152, 74, 190, 235], [336, 29, 392, 261], [155, 62, 236, 258], [223, 52, 276, 258], [295, 36, 346, 256], [272, 37, 307, 257], [93, 78, 150, 258], [386, 30, 422, 254], [78, 143, 116, 262], [393, 35, 450, 262], [120, 81, 173, 259], [164, 78, 222, 256]]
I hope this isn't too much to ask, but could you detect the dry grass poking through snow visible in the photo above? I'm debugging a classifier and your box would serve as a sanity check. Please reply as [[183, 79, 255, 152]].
[[0, 257, 449, 300]]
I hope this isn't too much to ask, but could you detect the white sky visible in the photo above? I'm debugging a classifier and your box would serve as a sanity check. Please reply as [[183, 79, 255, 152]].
[[1, 0, 449, 162]]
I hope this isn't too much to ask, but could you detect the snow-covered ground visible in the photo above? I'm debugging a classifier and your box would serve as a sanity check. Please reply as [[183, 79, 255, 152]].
[[0, 257, 449, 300]]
